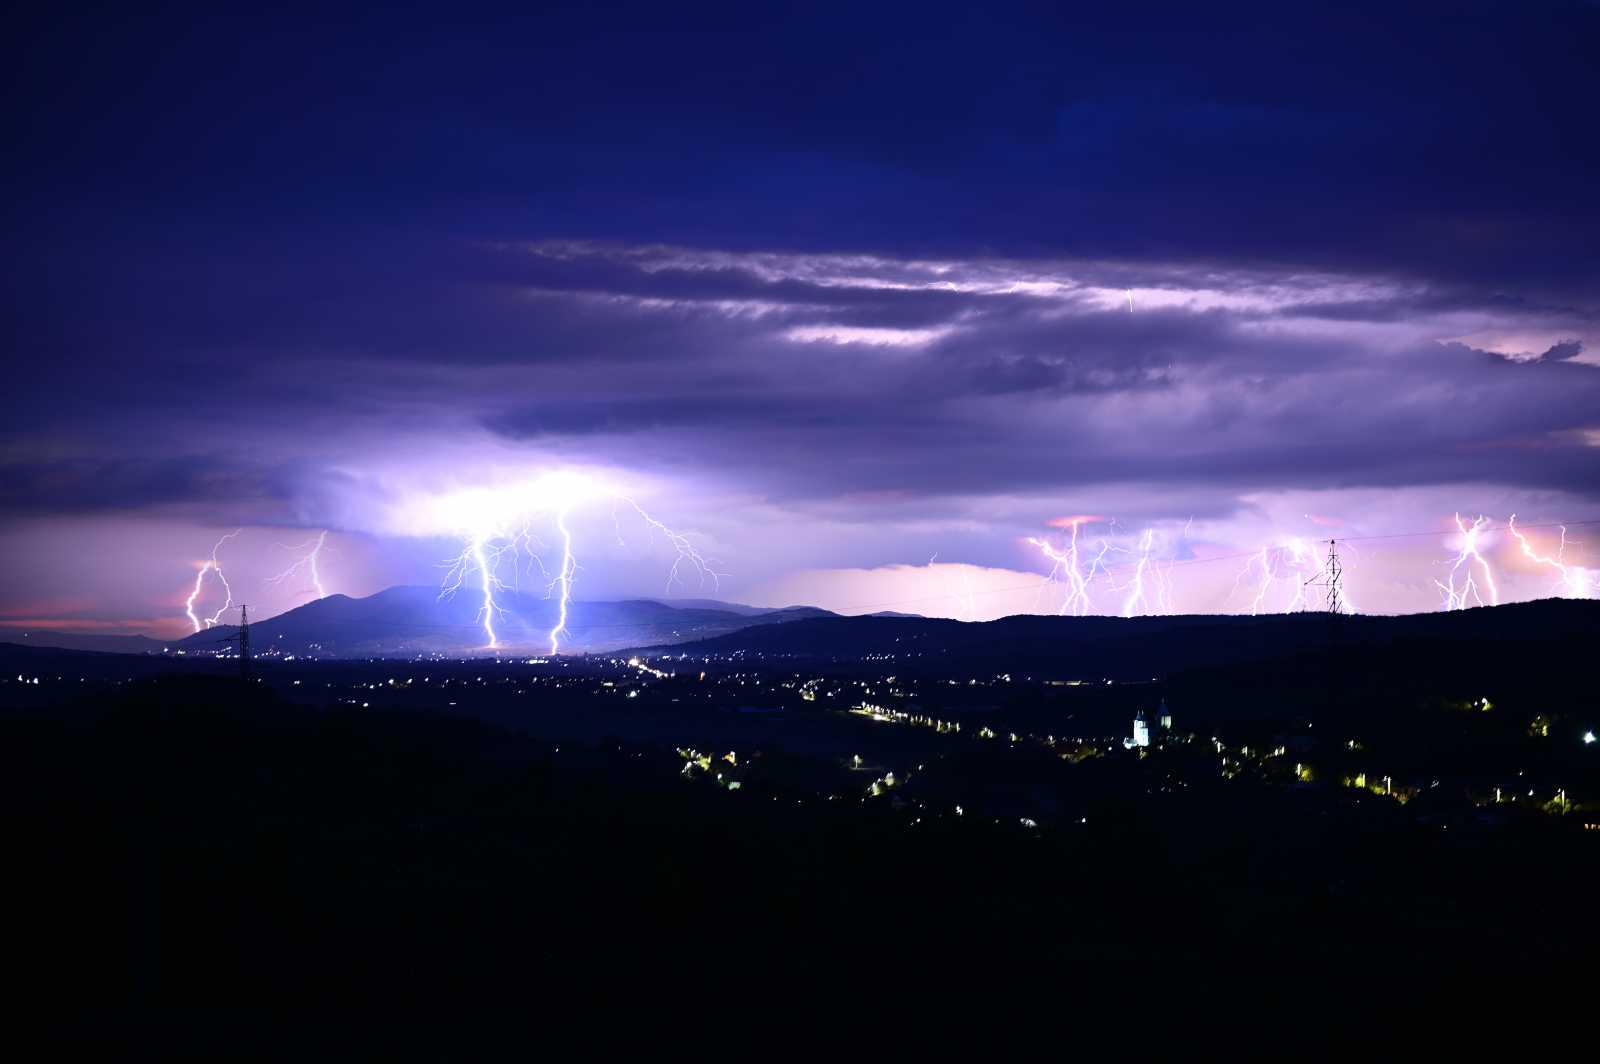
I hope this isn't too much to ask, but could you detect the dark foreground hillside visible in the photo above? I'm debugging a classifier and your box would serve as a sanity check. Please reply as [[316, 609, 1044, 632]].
[[7, 677, 1599, 1015]]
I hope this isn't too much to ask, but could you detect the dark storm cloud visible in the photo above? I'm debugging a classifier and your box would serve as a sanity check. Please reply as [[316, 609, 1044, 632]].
[[1273, 289, 1585, 325], [7, 2, 1598, 277], [1540, 340, 1584, 362], [3, 0, 1599, 529], [483, 396, 856, 438], [468, 244, 1600, 502], [0, 454, 296, 517]]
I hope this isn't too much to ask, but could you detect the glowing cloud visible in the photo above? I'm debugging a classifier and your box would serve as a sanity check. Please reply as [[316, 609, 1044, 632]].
[[428, 471, 722, 653]]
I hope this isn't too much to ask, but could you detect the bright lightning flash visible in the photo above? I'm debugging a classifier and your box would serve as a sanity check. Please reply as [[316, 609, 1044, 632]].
[[434, 472, 722, 654], [1119, 528, 1159, 618], [1508, 515, 1594, 599], [548, 505, 575, 654], [1028, 520, 1181, 617], [184, 529, 241, 633], [1234, 536, 1356, 615], [1235, 537, 1318, 615], [1437, 513, 1499, 610], [1027, 519, 1110, 616]]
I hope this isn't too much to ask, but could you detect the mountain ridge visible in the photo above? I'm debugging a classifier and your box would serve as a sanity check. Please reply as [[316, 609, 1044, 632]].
[[1, 587, 839, 658], [634, 597, 1600, 679], [179, 586, 838, 657], [8, 594, 1594, 667]]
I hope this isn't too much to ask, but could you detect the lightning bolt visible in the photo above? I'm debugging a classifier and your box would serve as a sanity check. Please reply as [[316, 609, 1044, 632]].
[[1030, 520, 1184, 617], [1236, 545, 1276, 615], [1509, 514, 1594, 598], [1027, 518, 1110, 616], [441, 529, 513, 651], [1236, 536, 1357, 616], [184, 529, 241, 633], [614, 497, 724, 597], [436, 474, 722, 654], [1284, 538, 1320, 613], [547, 504, 575, 654], [1437, 513, 1499, 610], [1153, 557, 1177, 614], [1235, 540, 1298, 614], [1119, 528, 1158, 618], [267, 530, 329, 601], [471, 533, 502, 648]]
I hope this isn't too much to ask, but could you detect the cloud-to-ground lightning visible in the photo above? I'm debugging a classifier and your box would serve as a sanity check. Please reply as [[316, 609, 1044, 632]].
[[470, 532, 502, 648], [1235, 535, 1359, 615], [267, 529, 329, 602], [1437, 513, 1499, 610], [547, 504, 575, 654], [1027, 517, 1110, 616], [440, 528, 514, 651], [433, 472, 723, 654], [1027, 518, 1188, 618], [1237, 544, 1277, 615], [1119, 528, 1159, 617], [1508, 514, 1594, 598], [1235, 537, 1320, 615], [614, 497, 723, 598], [184, 529, 241, 632]]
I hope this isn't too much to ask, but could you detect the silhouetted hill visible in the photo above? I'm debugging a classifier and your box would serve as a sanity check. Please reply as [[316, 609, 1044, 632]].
[[0, 629, 169, 654], [179, 586, 837, 657], [648, 598, 790, 616], [1, 642, 149, 665], [641, 599, 1600, 679]]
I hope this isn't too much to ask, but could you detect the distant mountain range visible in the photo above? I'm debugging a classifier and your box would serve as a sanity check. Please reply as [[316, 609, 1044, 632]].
[[0, 588, 842, 658], [7, 593, 1592, 673], [0, 630, 172, 655], [638, 598, 1600, 680]]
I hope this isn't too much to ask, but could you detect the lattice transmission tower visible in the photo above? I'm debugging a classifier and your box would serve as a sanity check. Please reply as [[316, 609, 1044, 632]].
[[1304, 540, 1347, 614], [216, 603, 252, 679]]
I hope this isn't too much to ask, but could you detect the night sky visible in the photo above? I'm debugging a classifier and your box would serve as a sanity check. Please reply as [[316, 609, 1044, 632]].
[[5, 2, 1599, 637]]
